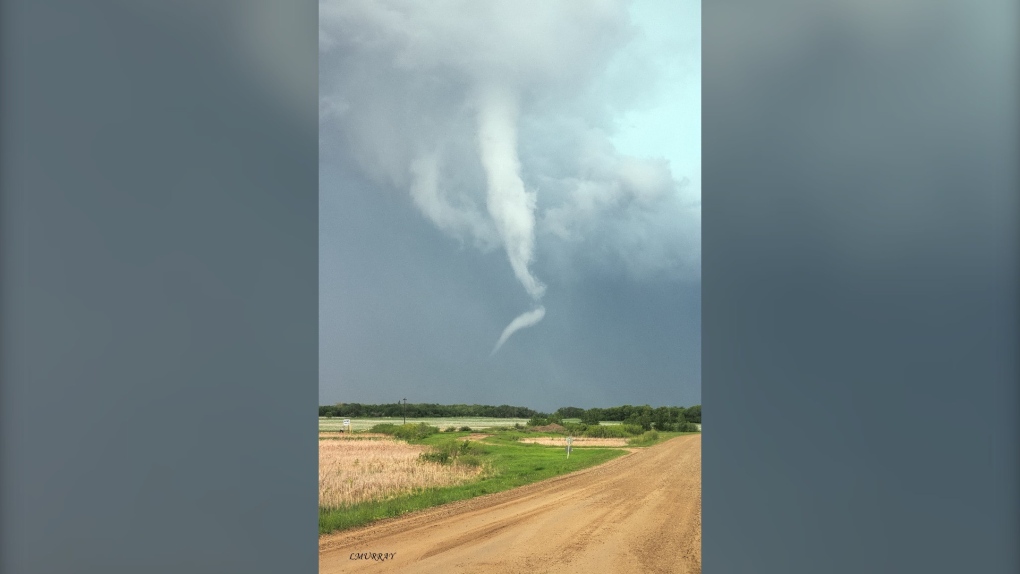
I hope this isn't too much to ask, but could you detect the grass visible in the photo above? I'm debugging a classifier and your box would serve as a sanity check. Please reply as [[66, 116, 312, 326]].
[[319, 417, 529, 432], [318, 431, 627, 535]]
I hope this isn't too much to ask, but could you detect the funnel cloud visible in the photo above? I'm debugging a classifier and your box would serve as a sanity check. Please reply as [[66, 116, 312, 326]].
[[475, 84, 545, 302], [490, 307, 547, 357], [319, 0, 701, 408]]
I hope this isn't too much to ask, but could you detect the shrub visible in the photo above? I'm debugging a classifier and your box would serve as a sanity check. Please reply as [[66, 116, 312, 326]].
[[581, 424, 630, 438], [459, 426, 472, 432], [371, 422, 440, 441], [622, 424, 645, 436], [627, 430, 660, 446], [419, 451, 450, 464], [394, 423, 440, 441], [457, 454, 482, 467], [625, 415, 653, 431], [444, 426, 457, 432], [419, 439, 485, 466], [369, 423, 400, 435], [455, 440, 487, 456], [684, 405, 701, 424], [563, 422, 588, 435], [678, 422, 700, 432]]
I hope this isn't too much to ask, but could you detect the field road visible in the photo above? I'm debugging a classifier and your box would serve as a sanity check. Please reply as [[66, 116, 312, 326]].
[[319, 434, 700, 574]]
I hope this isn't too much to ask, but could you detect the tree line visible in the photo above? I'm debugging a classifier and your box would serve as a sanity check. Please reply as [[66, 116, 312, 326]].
[[557, 404, 700, 425], [319, 403, 540, 419], [319, 402, 701, 426], [546, 404, 700, 431]]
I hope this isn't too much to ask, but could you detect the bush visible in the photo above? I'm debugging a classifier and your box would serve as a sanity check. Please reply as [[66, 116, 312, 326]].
[[457, 454, 482, 467], [419, 451, 449, 464], [444, 426, 457, 432], [627, 430, 660, 446], [678, 422, 700, 432], [369, 423, 400, 434], [459, 426, 472, 432], [625, 415, 653, 431], [394, 423, 440, 441], [372, 422, 440, 441], [580, 424, 630, 438], [622, 424, 645, 436], [563, 422, 588, 435], [420, 439, 485, 466], [458, 440, 487, 456], [684, 405, 701, 424]]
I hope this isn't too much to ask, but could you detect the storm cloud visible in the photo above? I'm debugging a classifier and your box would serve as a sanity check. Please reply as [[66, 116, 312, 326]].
[[320, 0, 699, 354], [319, 0, 700, 408]]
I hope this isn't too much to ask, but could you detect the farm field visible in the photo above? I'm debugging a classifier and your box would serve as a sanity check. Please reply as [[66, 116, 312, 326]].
[[320, 434, 702, 573], [319, 417, 529, 432], [318, 428, 628, 534], [319, 438, 483, 508]]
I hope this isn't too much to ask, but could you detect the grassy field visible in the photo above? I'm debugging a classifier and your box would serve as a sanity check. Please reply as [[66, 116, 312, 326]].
[[319, 417, 529, 432], [318, 430, 628, 534]]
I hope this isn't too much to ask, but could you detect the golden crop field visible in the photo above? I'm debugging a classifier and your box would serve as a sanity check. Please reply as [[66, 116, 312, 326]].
[[318, 438, 484, 509]]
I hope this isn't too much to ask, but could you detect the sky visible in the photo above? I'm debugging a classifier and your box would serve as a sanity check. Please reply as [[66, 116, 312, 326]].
[[319, 0, 701, 413]]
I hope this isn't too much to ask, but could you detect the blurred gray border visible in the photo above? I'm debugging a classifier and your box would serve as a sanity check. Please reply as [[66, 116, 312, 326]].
[[703, 0, 1019, 572], [1, 2, 318, 573], [2, 1, 1017, 573]]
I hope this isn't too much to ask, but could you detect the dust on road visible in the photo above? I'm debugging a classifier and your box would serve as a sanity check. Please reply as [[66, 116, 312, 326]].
[[320, 434, 701, 574]]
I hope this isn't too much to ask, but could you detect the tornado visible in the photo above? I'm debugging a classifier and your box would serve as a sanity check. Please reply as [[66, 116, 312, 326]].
[[490, 306, 546, 357], [475, 83, 547, 355]]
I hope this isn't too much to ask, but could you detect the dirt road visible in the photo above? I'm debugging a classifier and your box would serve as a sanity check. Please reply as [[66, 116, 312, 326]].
[[319, 434, 701, 574]]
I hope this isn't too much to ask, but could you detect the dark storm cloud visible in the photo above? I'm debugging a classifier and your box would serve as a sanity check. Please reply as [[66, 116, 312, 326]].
[[319, 0, 701, 409]]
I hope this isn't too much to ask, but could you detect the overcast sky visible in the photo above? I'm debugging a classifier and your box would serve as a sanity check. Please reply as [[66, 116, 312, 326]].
[[319, 0, 700, 412]]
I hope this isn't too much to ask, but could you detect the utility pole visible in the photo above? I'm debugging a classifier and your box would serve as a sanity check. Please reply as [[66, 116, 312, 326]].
[[402, 398, 407, 424]]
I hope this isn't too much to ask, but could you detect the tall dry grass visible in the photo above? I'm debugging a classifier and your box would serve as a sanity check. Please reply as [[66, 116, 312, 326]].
[[319, 438, 483, 509]]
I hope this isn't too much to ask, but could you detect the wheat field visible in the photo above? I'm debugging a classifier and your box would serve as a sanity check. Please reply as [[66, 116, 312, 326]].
[[318, 438, 484, 509]]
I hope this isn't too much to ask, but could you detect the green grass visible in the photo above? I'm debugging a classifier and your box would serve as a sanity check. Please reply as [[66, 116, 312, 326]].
[[318, 432, 627, 535]]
